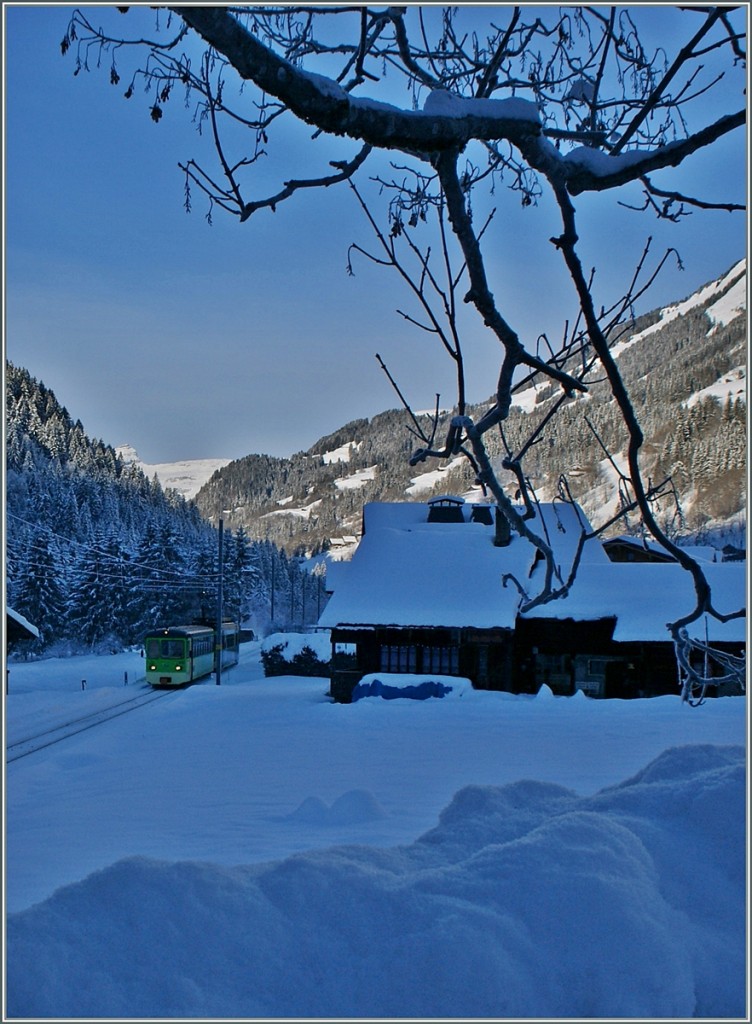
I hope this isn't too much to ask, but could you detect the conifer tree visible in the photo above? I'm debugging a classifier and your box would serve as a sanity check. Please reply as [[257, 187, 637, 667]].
[[12, 527, 66, 648]]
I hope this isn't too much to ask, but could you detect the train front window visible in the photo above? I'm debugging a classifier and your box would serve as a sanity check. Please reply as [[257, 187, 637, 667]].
[[146, 638, 185, 659]]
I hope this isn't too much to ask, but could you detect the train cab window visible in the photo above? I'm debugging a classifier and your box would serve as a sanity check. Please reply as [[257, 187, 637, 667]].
[[145, 639, 161, 659], [146, 638, 185, 658]]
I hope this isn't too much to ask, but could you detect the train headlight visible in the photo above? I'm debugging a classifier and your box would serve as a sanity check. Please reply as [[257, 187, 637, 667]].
[[175, 665, 182, 671], [149, 664, 157, 671]]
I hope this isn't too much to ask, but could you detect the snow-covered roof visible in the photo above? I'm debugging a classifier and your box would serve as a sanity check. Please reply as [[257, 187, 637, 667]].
[[6, 607, 40, 640], [319, 501, 609, 631], [525, 562, 746, 643], [319, 502, 746, 643]]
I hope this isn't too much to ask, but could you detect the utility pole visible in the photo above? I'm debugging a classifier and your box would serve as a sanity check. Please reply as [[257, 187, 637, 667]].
[[215, 518, 224, 686]]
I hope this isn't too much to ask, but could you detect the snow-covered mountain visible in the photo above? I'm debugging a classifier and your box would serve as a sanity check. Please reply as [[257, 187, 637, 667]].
[[512, 258, 747, 410], [115, 444, 230, 500], [195, 258, 746, 555], [513, 259, 747, 536]]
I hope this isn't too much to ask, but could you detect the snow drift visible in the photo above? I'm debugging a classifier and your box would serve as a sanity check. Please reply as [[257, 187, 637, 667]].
[[6, 743, 745, 1019]]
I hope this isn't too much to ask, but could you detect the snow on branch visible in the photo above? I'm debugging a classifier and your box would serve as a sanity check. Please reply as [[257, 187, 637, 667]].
[[560, 112, 746, 196], [172, 7, 544, 154]]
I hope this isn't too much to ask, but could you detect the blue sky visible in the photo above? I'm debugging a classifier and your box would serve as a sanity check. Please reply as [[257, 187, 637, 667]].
[[4, 5, 747, 464]]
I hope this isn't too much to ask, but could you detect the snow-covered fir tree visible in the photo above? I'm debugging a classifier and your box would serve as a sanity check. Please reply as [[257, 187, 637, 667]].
[[5, 363, 318, 654]]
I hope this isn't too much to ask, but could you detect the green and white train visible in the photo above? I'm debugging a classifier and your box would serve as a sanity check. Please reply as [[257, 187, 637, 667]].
[[144, 622, 239, 687]]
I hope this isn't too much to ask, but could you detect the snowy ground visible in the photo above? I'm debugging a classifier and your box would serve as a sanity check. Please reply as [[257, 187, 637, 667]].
[[4, 644, 747, 1019]]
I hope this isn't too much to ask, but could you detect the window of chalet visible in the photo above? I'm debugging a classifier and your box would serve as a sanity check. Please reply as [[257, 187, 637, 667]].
[[587, 658, 608, 677], [380, 644, 417, 672], [379, 644, 459, 675], [424, 645, 459, 675]]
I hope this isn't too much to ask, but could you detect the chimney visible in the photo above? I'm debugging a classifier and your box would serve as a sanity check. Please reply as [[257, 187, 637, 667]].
[[494, 507, 511, 547]]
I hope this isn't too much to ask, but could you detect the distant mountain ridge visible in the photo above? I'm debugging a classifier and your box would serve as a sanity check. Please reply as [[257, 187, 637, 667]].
[[193, 258, 746, 557], [115, 444, 231, 501]]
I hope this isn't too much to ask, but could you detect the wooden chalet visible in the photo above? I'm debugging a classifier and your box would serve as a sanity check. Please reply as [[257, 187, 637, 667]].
[[319, 498, 746, 702], [603, 536, 722, 564], [602, 536, 675, 563]]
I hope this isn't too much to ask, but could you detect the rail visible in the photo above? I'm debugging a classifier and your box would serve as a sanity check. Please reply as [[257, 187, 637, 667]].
[[6, 687, 177, 764]]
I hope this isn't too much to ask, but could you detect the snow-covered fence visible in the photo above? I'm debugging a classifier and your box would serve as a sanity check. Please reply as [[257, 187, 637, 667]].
[[261, 632, 331, 678]]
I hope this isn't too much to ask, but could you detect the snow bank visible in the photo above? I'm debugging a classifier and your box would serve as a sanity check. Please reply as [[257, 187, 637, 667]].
[[286, 789, 387, 826], [7, 744, 744, 1019]]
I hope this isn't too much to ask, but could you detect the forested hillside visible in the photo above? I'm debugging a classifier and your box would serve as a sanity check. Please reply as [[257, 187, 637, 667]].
[[6, 364, 321, 653], [195, 260, 746, 555]]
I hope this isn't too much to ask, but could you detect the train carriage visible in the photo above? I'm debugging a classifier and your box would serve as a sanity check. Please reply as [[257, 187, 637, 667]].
[[144, 622, 239, 687], [218, 621, 240, 672]]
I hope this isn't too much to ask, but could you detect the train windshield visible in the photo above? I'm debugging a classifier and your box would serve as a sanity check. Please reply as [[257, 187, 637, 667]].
[[145, 638, 186, 659]]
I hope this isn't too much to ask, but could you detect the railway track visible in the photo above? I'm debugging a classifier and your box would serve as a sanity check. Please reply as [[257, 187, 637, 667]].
[[6, 686, 177, 764]]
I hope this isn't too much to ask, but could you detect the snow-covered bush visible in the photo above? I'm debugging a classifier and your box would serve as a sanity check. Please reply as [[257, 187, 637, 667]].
[[261, 632, 331, 678]]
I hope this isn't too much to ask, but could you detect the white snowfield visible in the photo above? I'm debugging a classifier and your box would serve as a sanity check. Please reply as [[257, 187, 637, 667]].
[[513, 257, 747, 410], [684, 364, 746, 409], [5, 644, 746, 1019], [114, 444, 231, 499], [115, 444, 230, 500]]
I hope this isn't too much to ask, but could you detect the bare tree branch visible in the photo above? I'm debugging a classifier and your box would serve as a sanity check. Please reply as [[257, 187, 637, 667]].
[[65, 4, 746, 701]]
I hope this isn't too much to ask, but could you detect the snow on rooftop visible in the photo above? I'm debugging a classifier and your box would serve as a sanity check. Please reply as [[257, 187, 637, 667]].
[[320, 501, 745, 643], [607, 535, 721, 564], [319, 501, 609, 630], [527, 561, 746, 643], [6, 607, 40, 639]]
